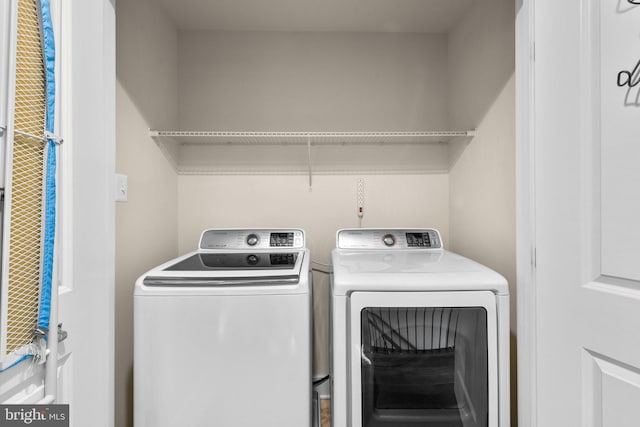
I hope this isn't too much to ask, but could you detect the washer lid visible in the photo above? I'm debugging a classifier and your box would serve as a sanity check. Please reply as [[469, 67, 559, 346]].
[[331, 248, 508, 295], [164, 252, 299, 271], [141, 249, 305, 287]]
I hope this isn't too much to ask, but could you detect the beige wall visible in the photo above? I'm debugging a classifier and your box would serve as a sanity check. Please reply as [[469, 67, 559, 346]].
[[448, 0, 516, 340], [177, 31, 449, 131], [449, 76, 516, 335], [449, 74, 515, 336], [177, 174, 450, 375], [115, 1, 179, 427], [447, 0, 515, 130], [449, 72, 516, 426], [447, 0, 516, 423]]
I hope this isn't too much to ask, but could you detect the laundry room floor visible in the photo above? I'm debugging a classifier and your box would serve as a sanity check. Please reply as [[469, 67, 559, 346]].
[[320, 399, 330, 427]]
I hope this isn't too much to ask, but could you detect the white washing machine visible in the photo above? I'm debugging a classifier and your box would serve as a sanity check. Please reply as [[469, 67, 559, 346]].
[[331, 228, 509, 427], [134, 228, 311, 427]]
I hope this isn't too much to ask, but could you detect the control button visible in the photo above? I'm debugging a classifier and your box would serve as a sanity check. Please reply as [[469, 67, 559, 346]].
[[246, 234, 259, 246], [247, 254, 259, 265], [382, 234, 396, 247]]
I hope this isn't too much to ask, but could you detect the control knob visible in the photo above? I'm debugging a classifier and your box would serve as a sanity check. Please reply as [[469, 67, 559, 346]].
[[246, 234, 259, 246], [382, 233, 396, 247], [246, 254, 260, 265]]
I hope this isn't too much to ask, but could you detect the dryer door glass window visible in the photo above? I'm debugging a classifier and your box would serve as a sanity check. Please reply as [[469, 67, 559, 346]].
[[360, 307, 488, 427]]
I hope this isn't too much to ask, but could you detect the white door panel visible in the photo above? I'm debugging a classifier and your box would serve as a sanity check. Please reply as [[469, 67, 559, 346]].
[[600, 0, 640, 281], [580, 283, 640, 367], [581, 0, 640, 416], [583, 351, 640, 427], [520, 0, 640, 425]]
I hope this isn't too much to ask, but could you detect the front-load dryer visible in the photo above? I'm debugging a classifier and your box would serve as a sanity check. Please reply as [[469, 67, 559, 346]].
[[330, 228, 509, 427], [135, 228, 312, 427]]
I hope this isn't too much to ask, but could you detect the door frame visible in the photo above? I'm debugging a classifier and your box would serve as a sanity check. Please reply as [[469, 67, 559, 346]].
[[515, 0, 537, 426], [62, 0, 116, 424]]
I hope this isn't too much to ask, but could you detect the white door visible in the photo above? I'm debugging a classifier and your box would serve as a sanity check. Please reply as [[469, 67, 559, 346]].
[[0, 1, 115, 426], [517, 0, 640, 426]]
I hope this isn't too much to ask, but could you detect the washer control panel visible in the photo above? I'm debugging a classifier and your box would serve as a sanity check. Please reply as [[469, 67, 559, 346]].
[[337, 228, 442, 250], [200, 229, 305, 250]]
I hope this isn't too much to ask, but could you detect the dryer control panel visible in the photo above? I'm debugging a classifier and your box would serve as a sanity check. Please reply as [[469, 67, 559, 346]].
[[337, 228, 442, 250], [200, 229, 305, 250]]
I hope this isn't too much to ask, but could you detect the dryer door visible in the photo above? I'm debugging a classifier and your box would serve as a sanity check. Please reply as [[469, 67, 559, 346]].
[[349, 291, 498, 427]]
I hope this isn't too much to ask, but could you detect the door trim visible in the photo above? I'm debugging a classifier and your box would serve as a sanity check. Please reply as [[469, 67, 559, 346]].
[[515, 0, 537, 426]]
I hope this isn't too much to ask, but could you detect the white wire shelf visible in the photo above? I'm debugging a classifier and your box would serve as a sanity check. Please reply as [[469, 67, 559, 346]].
[[149, 130, 476, 145], [149, 129, 476, 182]]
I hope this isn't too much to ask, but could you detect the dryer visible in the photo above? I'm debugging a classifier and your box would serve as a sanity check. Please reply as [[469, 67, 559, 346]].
[[331, 228, 509, 427], [134, 228, 312, 427]]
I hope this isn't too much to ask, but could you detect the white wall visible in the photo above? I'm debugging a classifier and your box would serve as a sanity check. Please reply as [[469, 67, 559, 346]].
[[449, 75, 515, 326], [177, 174, 450, 375], [447, 0, 515, 324], [447, 0, 515, 130], [447, 0, 516, 423], [178, 31, 449, 131], [115, 1, 178, 426]]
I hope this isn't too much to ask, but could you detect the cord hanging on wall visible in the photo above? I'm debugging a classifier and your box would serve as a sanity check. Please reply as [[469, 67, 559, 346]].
[[357, 178, 364, 227]]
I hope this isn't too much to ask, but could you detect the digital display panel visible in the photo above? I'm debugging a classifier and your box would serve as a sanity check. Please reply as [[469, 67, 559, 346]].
[[405, 232, 431, 247], [270, 232, 294, 247]]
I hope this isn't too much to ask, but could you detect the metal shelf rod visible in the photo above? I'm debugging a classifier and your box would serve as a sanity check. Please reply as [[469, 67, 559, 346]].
[[150, 130, 476, 139]]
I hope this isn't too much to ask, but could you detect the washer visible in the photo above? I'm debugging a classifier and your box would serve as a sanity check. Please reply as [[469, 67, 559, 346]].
[[331, 228, 509, 427], [135, 228, 311, 427]]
